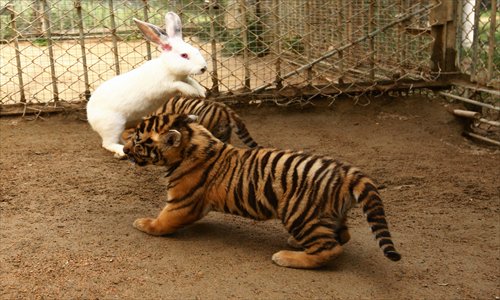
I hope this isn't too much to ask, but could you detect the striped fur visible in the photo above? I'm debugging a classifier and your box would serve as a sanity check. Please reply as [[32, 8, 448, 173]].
[[122, 95, 257, 148], [123, 114, 401, 269]]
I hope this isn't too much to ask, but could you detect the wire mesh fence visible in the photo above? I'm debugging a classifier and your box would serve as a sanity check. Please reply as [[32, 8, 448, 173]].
[[456, 0, 499, 87], [0, 0, 495, 109]]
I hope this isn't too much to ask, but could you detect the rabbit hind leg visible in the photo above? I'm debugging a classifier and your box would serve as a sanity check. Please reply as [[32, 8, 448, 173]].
[[91, 111, 127, 158]]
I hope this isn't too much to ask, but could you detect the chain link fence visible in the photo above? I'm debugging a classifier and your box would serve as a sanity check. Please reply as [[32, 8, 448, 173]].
[[456, 0, 499, 87], [0, 0, 496, 111], [0, 0, 440, 108]]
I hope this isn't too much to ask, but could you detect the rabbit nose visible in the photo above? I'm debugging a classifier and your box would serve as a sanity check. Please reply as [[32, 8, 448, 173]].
[[200, 67, 207, 73]]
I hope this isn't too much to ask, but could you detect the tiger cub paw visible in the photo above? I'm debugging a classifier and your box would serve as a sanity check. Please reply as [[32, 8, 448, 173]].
[[133, 218, 157, 235], [272, 250, 310, 268], [272, 250, 292, 267]]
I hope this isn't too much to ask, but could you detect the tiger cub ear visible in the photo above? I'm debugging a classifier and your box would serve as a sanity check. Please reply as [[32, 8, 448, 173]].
[[163, 129, 182, 147], [185, 114, 198, 123]]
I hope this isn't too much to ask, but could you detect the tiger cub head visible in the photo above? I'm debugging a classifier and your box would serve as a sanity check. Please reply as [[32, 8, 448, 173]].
[[123, 113, 199, 167]]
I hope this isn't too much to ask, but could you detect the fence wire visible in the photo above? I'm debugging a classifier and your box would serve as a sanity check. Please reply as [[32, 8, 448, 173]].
[[456, 0, 499, 87], [0, 0, 485, 108]]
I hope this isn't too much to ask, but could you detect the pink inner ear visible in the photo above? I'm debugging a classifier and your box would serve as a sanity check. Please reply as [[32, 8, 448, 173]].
[[161, 44, 172, 51]]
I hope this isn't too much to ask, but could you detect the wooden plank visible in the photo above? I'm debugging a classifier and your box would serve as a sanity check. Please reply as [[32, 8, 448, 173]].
[[430, 0, 457, 74]]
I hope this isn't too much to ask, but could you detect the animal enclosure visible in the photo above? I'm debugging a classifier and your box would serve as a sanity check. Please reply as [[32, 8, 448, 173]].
[[1, 1, 499, 297]]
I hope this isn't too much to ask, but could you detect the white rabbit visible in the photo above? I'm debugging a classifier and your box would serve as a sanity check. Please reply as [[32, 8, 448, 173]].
[[87, 12, 207, 158]]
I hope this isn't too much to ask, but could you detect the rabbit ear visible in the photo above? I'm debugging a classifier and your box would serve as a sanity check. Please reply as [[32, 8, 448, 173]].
[[165, 12, 182, 39], [134, 18, 171, 51]]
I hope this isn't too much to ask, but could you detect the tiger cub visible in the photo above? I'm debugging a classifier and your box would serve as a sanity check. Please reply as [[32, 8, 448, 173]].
[[123, 113, 401, 269], [122, 95, 258, 148]]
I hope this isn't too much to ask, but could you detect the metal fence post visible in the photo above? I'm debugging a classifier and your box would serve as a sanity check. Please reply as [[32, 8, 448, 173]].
[[305, 1, 312, 83], [239, 0, 250, 90], [75, 0, 91, 101], [208, 0, 220, 95], [368, 0, 375, 81], [487, 0, 497, 83], [336, 0, 344, 81], [272, 0, 282, 89], [108, 0, 120, 75], [470, 0, 482, 81], [142, 0, 152, 61], [41, 0, 59, 103], [6, 4, 26, 103]]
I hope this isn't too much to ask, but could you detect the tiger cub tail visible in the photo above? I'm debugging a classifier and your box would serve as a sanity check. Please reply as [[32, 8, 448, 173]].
[[228, 110, 258, 148], [351, 175, 401, 261]]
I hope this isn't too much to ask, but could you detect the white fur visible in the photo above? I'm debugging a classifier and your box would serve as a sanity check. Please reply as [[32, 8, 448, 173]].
[[87, 12, 207, 158]]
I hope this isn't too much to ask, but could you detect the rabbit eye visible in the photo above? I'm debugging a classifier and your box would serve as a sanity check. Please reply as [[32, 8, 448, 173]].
[[180, 53, 189, 59]]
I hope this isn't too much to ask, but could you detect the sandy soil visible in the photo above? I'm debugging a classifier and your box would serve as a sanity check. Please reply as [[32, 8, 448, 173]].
[[0, 95, 499, 299]]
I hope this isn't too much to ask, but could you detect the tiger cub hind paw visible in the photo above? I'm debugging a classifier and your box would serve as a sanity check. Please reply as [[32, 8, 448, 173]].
[[133, 218, 158, 235], [272, 246, 343, 269], [272, 250, 315, 269]]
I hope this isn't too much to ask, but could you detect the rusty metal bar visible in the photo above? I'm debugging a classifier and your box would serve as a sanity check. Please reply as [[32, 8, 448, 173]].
[[368, 0, 375, 81], [397, 0, 407, 68], [239, 0, 250, 89], [470, 0, 482, 80], [208, 0, 220, 94], [6, 4, 26, 103], [272, 0, 282, 89], [305, 1, 312, 83], [142, 0, 152, 61], [75, 0, 90, 101], [346, 1, 353, 63], [108, 0, 120, 75], [41, 0, 59, 103], [487, 0, 497, 82], [337, 0, 344, 79]]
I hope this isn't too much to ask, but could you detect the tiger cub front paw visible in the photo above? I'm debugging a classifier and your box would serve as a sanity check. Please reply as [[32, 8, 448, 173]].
[[133, 218, 157, 235]]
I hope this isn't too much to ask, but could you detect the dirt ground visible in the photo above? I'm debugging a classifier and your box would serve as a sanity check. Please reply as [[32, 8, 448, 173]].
[[0, 95, 499, 299]]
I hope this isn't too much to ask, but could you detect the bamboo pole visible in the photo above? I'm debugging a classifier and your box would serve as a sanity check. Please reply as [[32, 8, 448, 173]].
[[75, 0, 90, 101], [108, 0, 120, 75], [7, 4, 26, 103], [452, 109, 480, 119], [254, 1, 441, 92], [440, 91, 500, 111], [239, 0, 250, 89], [41, 0, 59, 103], [208, 0, 220, 94], [450, 79, 500, 96], [142, 0, 152, 61], [487, 0, 497, 82], [463, 131, 500, 146], [272, 0, 282, 89], [478, 118, 500, 127]]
